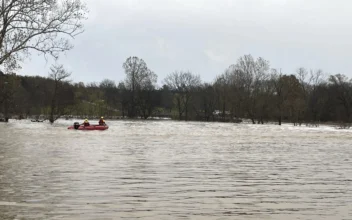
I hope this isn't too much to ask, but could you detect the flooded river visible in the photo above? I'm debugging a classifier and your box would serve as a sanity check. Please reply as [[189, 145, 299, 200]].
[[0, 119, 351, 220]]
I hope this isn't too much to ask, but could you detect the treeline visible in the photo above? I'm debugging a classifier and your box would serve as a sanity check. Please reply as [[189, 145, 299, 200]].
[[1, 54, 352, 126]]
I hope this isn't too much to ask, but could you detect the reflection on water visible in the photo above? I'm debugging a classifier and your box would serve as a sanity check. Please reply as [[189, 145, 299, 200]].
[[0, 119, 351, 220]]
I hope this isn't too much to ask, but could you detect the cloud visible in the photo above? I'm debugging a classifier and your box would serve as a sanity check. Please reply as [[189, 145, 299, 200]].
[[17, 0, 352, 84], [204, 49, 227, 63], [156, 37, 168, 54]]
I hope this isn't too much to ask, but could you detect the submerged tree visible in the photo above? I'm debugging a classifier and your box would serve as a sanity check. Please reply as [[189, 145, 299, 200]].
[[99, 79, 118, 116], [271, 70, 304, 125], [122, 56, 157, 118], [213, 71, 233, 121], [48, 64, 73, 123], [163, 71, 201, 120], [328, 74, 352, 124], [295, 68, 325, 126], [0, 72, 20, 121], [192, 83, 218, 121], [116, 81, 128, 118], [230, 54, 270, 124]]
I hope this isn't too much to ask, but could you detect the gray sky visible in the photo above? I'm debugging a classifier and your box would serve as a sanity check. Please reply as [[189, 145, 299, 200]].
[[19, 0, 352, 85]]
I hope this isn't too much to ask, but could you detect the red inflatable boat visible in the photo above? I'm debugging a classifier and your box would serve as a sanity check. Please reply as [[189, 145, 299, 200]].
[[67, 122, 109, 130]]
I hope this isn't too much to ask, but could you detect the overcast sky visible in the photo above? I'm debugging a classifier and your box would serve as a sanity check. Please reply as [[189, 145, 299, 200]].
[[19, 0, 352, 85]]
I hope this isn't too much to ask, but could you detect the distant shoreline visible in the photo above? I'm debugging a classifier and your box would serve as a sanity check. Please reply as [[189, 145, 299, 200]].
[[3, 116, 351, 130]]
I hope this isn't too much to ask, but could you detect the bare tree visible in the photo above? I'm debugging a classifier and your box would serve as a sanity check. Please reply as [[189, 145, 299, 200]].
[[0, 0, 87, 71], [271, 69, 285, 125], [213, 70, 233, 121], [328, 74, 352, 124], [48, 64, 72, 123], [296, 68, 324, 97], [163, 71, 201, 120], [229, 54, 270, 124], [122, 56, 157, 118], [296, 67, 325, 126], [271, 70, 303, 126], [99, 79, 116, 89], [192, 83, 218, 121], [99, 79, 118, 117], [255, 79, 274, 124], [0, 72, 19, 122], [137, 87, 156, 119], [117, 81, 128, 118]]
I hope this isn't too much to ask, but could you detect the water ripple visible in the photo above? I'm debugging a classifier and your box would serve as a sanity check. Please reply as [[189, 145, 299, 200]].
[[0, 119, 351, 219]]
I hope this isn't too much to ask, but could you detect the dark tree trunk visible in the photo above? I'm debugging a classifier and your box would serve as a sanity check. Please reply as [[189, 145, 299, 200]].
[[251, 117, 255, 124], [177, 98, 182, 120], [222, 102, 226, 121], [49, 98, 55, 123], [4, 97, 9, 122]]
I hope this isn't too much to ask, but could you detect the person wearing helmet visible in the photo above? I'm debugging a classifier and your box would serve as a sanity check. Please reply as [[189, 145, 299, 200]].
[[83, 119, 90, 126], [98, 116, 105, 125]]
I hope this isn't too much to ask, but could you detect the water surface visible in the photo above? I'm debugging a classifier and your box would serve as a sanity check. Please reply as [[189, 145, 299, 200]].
[[0, 120, 351, 219]]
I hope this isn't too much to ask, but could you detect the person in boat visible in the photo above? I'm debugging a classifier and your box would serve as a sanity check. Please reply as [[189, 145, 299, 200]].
[[83, 119, 90, 126], [98, 116, 106, 125]]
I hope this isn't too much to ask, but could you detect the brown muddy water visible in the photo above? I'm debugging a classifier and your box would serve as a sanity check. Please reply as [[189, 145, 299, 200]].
[[0, 119, 351, 220]]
